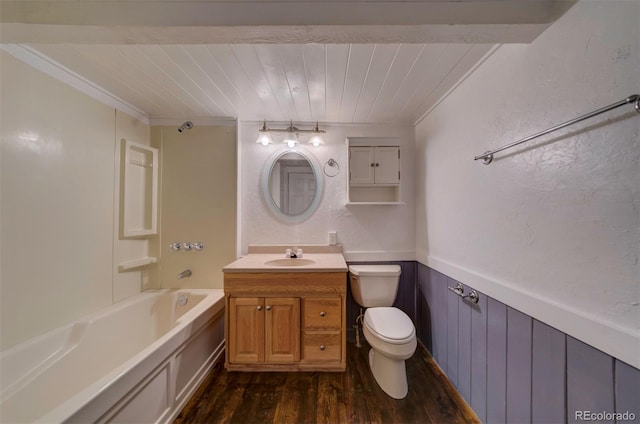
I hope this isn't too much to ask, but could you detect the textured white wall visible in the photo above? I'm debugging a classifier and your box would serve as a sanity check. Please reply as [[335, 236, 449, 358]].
[[239, 122, 416, 260], [415, 0, 639, 366]]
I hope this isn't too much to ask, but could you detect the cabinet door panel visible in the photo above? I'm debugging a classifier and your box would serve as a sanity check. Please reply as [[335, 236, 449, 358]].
[[265, 298, 300, 363], [374, 146, 400, 184], [349, 147, 375, 185], [229, 297, 264, 363]]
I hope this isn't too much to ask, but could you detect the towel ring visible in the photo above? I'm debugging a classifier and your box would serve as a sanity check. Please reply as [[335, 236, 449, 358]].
[[323, 159, 340, 177]]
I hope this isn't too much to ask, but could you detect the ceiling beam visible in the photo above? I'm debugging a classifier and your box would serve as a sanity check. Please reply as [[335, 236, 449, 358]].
[[1, 23, 557, 44], [0, 0, 576, 44], [1, 1, 575, 26]]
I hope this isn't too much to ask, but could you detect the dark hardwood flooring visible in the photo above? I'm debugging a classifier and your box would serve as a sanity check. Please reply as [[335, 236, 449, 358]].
[[174, 341, 479, 424]]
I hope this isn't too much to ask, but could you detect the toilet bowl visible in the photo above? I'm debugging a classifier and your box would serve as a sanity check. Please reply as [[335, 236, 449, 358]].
[[348, 265, 417, 399], [362, 307, 417, 399]]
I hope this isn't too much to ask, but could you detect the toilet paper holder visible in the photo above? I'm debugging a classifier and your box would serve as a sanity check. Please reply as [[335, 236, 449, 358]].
[[447, 282, 479, 304]]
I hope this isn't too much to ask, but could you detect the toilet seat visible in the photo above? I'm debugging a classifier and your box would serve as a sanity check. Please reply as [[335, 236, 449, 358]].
[[364, 307, 415, 345]]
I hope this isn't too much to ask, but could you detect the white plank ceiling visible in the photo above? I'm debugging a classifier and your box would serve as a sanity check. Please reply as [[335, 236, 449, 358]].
[[5, 1, 575, 124], [28, 43, 494, 125]]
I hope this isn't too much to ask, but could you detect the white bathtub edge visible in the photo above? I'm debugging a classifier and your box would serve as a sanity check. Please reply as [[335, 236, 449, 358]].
[[32, 289, 225, 424]]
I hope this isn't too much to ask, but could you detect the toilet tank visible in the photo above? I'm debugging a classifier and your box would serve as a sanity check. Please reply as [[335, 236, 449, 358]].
[[348, 265, 401, 307]]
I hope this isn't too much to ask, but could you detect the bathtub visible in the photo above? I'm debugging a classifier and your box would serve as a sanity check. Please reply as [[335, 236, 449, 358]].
[[0, 289, 225, 423]]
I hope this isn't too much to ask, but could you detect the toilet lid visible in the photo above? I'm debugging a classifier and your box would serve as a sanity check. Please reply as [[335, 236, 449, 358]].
[[364, 307, 415, 343]]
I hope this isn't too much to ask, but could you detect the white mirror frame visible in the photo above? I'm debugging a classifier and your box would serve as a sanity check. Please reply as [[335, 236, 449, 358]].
[[260, 145, 324, 223]]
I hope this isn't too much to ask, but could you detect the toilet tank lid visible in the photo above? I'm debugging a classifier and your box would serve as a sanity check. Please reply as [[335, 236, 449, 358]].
[[348, 265, 401, 277]]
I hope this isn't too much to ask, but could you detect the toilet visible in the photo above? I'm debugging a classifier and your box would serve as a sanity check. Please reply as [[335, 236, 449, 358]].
[[348, 265, 417, 399]]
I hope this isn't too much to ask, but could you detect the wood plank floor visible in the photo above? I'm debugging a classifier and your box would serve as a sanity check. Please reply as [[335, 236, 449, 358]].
[[174, 341, 479, 424]]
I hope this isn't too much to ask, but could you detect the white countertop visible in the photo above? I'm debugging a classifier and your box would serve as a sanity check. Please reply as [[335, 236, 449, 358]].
[[222, 253, 348, 273]]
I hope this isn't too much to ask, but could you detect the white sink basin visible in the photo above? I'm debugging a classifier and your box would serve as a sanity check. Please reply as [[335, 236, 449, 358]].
[[264, 258, 316, 267]]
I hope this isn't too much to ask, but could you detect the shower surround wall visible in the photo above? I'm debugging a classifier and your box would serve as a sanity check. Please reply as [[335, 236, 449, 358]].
[[414, 0, 639, 369], [151, 125, 237, 290], [0, 50, 152, 350]]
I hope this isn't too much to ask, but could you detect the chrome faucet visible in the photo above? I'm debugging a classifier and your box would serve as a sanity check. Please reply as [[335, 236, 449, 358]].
[[285, 248, 303, 258], [177, 269, 192, 279]]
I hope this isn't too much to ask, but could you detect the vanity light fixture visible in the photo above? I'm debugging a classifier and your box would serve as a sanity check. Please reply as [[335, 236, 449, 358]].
[[256, 121, 273, 145], [308, 122, 325, 147], [256, 120, 326, 148], [283, 124, 298, 148]]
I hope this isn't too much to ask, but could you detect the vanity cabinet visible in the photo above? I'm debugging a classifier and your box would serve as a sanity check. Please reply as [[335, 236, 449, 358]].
[[224, 272, 346, 372]]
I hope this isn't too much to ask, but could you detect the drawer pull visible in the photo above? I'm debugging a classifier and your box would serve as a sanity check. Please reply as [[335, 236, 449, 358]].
[[320, 311, 326, 317], [266, 305, 272, 311], [320, 345, 326, 351], [257, 305, 263, 311]]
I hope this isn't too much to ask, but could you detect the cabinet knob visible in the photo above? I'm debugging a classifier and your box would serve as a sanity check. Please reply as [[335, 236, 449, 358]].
[[320, 311, 326, 317], [266, 305, 272, 311], [319, 345, 326, 351], [257, 305, 263, 311], [375, 163, 380, 167], [370, 163, 375, 167]]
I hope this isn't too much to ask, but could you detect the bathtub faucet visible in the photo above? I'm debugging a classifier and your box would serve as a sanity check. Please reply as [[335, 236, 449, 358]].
[[177, 269, 192, 279]]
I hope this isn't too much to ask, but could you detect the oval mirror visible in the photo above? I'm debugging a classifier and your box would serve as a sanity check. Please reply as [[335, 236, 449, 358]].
[[261, 146, 324, 223]]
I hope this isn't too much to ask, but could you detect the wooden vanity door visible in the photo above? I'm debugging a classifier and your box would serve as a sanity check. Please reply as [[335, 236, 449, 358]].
[[265, 297, 300, 363], [228, 297, 265, 364]]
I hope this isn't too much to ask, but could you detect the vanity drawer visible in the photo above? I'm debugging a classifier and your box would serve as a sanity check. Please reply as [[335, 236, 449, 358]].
[[303, 297, 341, 330], [302, 332, 341, 362]]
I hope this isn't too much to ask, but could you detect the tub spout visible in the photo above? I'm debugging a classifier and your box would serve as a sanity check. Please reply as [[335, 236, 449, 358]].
[[177, 269, 192, 279]]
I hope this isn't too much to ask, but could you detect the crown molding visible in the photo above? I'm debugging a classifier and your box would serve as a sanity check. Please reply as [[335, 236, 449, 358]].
[[1, 44, 150, 124]]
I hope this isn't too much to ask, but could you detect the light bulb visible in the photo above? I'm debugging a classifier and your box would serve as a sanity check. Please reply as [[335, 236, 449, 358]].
[[284, 130, 297, 148], [256, 132, 271, 146], [310, 135, 324, 147]]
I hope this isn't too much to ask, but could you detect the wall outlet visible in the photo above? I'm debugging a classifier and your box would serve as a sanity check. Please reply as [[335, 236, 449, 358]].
[[328, 231, 337, 245]]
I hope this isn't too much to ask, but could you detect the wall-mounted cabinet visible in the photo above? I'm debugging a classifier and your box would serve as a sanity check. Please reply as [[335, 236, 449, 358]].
[[347, 138, 402, 204], [120, 139, 158, 238]]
